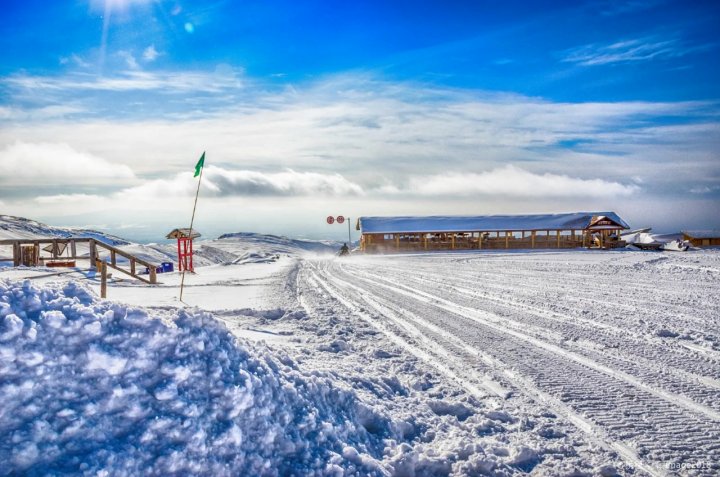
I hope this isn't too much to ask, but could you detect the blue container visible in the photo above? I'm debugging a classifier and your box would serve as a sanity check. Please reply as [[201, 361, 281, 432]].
[[161, 262, 174, 273]]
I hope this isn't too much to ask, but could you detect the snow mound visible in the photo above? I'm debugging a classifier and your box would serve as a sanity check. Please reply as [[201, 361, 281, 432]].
[[0, 280, 390, 476]]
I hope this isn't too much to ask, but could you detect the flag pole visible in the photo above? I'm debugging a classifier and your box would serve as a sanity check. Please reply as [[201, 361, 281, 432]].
[[180, 152, 205, 303]]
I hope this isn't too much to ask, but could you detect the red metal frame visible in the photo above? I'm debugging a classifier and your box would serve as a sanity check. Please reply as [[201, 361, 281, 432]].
[[177, 237, 194, 272]]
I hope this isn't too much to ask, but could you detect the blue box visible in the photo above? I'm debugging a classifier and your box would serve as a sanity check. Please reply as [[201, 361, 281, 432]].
[[161, 262, 174, 272]]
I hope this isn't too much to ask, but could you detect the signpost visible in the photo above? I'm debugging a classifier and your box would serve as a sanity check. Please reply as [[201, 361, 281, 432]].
[[327, 215, 352, 245]]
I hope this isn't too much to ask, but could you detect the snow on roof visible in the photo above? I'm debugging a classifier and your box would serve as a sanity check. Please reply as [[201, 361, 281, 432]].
[[682, 230, 720, 239], [358, 212, 629, 234], [166, 228, 201, 239]]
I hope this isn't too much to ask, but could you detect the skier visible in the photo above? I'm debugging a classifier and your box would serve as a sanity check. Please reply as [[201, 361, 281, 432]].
[[338, 243, 349, 256]]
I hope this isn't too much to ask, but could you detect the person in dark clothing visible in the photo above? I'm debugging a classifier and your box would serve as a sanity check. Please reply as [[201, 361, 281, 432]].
[[339, 243, 349, 256]]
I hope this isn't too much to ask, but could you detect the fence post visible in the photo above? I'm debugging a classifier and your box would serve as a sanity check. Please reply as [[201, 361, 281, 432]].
[[101, 261, 107, 299]]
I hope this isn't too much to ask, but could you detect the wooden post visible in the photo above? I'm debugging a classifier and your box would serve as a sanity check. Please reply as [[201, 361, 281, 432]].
[[13, 242, 20, 267], [557, 230, 561, 248], [89, 240, 97, 270], [110, 250, 116, 267], [423, 234, 428, 250], [100, 261, 107, 299], [395, 234, 400, 250], [505, 231, 509, 249], [531, 231, 536, 249], [451, 234, 455, 249], [130, 259, 136, 276], [70, 240, 77, 259], [478, 232, 483, 249], [150, 266, 157, 284]]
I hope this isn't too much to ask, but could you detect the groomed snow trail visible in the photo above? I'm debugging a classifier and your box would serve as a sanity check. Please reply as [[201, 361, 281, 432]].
[[301, 250, 720, 476]]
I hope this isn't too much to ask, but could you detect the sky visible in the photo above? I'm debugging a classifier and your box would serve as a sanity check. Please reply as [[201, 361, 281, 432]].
[[0, 0, 719, 242]]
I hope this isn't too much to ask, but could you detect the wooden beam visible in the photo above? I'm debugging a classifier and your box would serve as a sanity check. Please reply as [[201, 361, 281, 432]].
[[557, 230, 561, 248], [531, 231, 536, 249], [478, 232, 483, 249], [505, 231, 509, 249], [70, 240, 77, 258]]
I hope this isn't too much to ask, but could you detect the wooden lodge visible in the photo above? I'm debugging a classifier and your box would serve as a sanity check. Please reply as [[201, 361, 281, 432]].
[[356, 212, 630, 254], [682, 230, 720, 247]]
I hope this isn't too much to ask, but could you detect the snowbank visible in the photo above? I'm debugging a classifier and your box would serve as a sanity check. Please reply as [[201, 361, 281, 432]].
[[0, 280, 390, 476]]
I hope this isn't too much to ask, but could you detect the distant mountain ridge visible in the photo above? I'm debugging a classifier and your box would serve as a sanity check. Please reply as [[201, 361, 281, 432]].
[[0, 215, 130, 246]]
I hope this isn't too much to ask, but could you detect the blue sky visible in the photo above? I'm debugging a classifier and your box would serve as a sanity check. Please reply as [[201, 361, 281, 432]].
[[0, 0, 718, 240]]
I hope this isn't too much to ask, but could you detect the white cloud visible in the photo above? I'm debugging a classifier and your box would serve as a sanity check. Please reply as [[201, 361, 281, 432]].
[[563, 37, 687, 66], [117, 166, 365, 199], [397, 165, 639, 198], [0, 142, 136, 185], [35, 193, 105, 204], [142, 45, 160, 62], [4, 69, 243, 93], [118, 51, 140, 70]]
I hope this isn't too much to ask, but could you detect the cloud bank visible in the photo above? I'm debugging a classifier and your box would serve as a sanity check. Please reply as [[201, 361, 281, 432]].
[[0, 142, 135, 186]]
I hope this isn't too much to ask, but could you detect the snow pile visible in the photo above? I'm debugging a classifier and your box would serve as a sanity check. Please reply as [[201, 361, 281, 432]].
[[0, 280, 390, 476]]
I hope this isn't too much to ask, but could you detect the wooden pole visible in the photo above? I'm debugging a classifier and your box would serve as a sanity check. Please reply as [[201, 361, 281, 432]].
[[180, 154, 205, 302], [100, 261, 107, 299]]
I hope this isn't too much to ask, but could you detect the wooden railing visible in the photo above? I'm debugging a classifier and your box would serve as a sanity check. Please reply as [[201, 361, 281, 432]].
[[0, 238, 158, 284]]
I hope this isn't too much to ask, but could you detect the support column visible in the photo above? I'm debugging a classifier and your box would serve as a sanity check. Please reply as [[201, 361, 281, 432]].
[[505, 231, 509, 249], [531, 231, 536, 249], [557, 230, 561, 248]]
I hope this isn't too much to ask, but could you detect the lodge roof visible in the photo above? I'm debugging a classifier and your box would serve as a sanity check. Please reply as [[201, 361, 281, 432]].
[[357, 212, 630, 234], [682, 230, 720, 239]]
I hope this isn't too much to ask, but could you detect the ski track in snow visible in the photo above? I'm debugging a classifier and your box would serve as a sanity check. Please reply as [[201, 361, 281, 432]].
[[300, 251, 720, 476]]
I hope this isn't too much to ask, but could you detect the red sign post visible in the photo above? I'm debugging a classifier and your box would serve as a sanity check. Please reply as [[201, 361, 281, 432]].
[[327, 215, 351, 245]]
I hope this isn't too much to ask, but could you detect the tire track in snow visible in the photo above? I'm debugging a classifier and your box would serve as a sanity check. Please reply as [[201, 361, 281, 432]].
[[320, 257, 720, 474], [354, 264, 720, 398], [302, 265, 506, 401], [309, 261, 664, 477], [347, 264, 720, 423]]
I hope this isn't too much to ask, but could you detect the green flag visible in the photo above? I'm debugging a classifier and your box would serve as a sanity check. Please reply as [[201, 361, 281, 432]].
[[194, 152, 205, 177]]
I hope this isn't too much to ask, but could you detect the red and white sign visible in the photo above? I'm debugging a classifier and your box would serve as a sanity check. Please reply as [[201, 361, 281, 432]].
[[336, 215, 345, 224], [326, 216, 335, 225]]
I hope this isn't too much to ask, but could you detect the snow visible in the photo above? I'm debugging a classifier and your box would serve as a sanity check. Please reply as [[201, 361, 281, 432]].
[[2, 215, 719, 476], [0, 280, 390, 476], [358, 212, 630, 234]]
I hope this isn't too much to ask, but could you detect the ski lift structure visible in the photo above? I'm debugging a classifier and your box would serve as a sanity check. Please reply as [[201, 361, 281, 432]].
[[166, 228, 201, 272]]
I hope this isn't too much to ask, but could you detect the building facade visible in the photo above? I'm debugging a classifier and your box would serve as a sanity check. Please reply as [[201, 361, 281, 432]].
[[356, 212, 629, 253]]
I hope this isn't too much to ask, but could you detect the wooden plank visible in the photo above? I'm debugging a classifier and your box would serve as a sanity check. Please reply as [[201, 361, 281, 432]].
[[557, 230, 561, 248], [111, 250, 116, 266], [130, 259, 136, 276], [105, 262, 154, 285], [71, 240, 77, 258], [531, 231, 536, 248], [505, 231, 509, 249]]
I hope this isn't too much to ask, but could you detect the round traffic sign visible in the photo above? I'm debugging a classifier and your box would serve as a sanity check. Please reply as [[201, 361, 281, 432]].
[[326, 216, 335, 224], [336, 215, 345, 224]]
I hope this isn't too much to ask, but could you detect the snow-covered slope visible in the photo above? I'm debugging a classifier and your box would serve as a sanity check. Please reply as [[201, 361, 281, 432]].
[[215, 232, 340, 256], [0, 215, 130, 246]]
